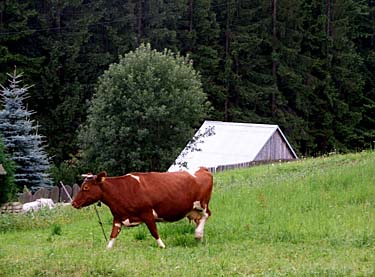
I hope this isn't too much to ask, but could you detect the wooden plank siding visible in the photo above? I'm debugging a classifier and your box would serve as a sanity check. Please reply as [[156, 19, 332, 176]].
[[208, 130, 297, 173], [254, 130, 295, 161]]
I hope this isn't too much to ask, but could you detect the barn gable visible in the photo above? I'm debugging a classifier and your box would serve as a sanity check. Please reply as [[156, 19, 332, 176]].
[[169, 121, 298, 172], [254, 128, 297, 162]]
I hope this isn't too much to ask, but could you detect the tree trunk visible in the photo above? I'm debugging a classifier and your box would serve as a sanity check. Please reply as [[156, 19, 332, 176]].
[[137, 0, 143, 43], [271, 0, 277, 117], [224, 0, 231, 121], [189, 0, 193, 32], [0, 1, 4, 26], [326, 0, 331, 37]]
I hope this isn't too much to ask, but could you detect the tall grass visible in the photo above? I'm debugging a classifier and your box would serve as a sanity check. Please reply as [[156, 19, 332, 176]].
[[214, 152, 375, 245], [1, 151, 374, 275]]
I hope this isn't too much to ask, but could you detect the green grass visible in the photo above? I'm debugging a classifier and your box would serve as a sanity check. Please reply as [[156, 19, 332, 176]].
[[1, 151, 375, 275]]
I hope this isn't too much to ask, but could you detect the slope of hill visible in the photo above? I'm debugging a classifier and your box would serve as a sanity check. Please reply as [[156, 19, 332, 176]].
[[0, 151, 374, 275]]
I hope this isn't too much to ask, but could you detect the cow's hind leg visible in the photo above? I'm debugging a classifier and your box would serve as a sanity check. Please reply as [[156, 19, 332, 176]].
[[142, 212, 166, 248], [194, 208, 209, 240], [191, 201, 210, 240]]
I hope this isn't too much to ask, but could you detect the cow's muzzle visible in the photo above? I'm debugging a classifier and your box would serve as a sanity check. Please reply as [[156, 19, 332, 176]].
[[71, 201, 81, 209]]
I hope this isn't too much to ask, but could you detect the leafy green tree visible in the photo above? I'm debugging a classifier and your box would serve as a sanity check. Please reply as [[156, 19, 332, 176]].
[[0, 136, 16, 204], [79, 43, 210, 174]]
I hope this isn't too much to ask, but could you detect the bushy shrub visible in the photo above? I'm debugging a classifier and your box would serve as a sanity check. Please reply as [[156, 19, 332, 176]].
[[79, 44, 210, 174]]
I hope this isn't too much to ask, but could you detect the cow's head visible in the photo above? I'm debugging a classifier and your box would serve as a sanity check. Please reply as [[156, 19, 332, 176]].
[[72, 171, 107, 209]]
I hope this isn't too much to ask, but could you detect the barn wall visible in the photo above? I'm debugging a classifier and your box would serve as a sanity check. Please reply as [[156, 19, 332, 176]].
[[254, 130, 295, 161]]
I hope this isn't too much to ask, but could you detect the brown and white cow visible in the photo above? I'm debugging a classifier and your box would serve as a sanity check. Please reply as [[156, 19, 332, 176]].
[[72, 167, 213, 249]]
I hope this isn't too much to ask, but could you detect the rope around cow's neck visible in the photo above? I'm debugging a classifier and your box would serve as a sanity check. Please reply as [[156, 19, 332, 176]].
[[94, 202, 108, 242]]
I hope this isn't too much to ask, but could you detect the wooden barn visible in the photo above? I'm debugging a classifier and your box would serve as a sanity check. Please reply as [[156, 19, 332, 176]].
[[169, 121, 298, 172]]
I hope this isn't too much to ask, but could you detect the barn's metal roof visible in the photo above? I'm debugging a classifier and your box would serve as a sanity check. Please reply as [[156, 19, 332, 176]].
[[168, 120, 298, 172]]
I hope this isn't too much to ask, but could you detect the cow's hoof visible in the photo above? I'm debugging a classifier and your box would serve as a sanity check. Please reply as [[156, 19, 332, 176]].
[[194, 232, 203, 240], [106, 238, 115, 250], [156, 238, 166, 248]]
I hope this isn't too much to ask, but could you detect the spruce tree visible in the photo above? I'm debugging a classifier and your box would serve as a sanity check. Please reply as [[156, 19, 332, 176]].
[[0, 1, 43, 85], [356, 0, 375, 149], [32, 0, 112, 165], [0, 70, 52, 191], [300, 0, 366, 154], [177, 0, 221, 120]]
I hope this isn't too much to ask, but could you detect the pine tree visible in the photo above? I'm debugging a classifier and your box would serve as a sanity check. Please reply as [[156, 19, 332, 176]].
[[0, 1, 44, 85], [270, 0, 307, 147], [142, 0, 182, 51], [176, 0, 221, 118], [0, 70, 52, 191], [30, 0, 112, 165], [356, 0, 375, 149], [299, 0, 366, 154]]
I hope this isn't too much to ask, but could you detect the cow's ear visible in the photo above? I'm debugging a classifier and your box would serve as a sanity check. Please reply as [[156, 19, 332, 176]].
[[96, 171, 107, 182]]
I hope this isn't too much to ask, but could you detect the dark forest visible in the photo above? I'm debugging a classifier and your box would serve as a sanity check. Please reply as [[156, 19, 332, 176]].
[[1, 0, 374, 167]]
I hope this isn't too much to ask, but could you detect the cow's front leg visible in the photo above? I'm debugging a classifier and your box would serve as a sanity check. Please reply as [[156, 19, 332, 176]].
[[142, 212, 166, 248], [107, 220, 122, 249]]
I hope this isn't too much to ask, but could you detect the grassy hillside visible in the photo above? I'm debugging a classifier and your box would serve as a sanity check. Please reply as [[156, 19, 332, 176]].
[[1, 151, 375, 275]]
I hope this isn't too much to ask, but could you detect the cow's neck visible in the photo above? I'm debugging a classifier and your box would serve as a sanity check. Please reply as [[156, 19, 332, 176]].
[[99, 181, 120, 212]]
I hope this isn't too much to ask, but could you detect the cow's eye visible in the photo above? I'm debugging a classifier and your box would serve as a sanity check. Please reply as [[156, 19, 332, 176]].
[[83, 185, 89, 191]]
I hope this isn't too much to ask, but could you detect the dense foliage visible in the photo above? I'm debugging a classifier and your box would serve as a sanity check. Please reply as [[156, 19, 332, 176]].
[[79, 44, 209, 174], [0, 71, 52, 191], [0, 0, 374, 168]]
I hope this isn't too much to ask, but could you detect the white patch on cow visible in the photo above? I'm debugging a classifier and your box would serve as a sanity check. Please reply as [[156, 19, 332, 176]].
[[126, 174, 141, 183], [152, 209, 165, 222], [152, 209, 158, 219], [193, 201, 203, 211], [107, 238, 116, 249], [156, 238, 166, 248], [114, 223, 122, 228], [194, 208, 209, 240], [122, 219, 142, 227], [187, 169, 198, 178], [190, 172, 197, 178]]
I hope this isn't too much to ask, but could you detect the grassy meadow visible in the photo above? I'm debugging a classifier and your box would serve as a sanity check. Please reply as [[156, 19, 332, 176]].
[[1, 151, 375, 276]]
